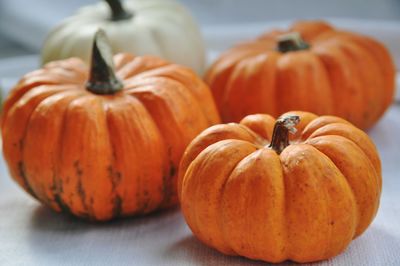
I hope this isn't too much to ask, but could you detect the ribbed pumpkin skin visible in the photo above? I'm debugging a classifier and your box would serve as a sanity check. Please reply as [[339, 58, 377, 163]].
[[1, 54, 220, 221], [178, 111, 381, 263], [205, 20, 395, 129]]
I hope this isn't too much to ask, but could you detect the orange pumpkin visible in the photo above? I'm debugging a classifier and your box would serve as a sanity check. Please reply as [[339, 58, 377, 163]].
[[178, 111, 381, 263], [206, 20, 395, 129], [1, 30, 220, 221]]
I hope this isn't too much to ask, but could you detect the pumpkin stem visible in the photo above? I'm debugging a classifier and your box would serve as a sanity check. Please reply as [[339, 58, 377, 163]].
[[86, 29, 123, 95], [104, 0, 133, 21], [277, 32, 310, 53], [269, 115, 300, 154]]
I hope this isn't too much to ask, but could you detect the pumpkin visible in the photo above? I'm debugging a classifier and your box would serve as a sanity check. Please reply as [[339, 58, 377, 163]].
[[205, 20, 395, 129], [178, 111, 381, 263], [42, 0, 206, 74], [2, 30, 220, 221]]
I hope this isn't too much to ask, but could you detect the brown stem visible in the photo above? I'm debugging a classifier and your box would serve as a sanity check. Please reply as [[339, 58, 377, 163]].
[[104, 0, 133, 21], [277, 32, 310, 53], [269, 115, 300, 154], [86, 29, 123, 95]]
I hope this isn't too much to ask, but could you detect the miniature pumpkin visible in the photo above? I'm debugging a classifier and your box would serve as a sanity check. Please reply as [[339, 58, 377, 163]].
[[42, 0, 206, 74], [206, 20, 395, 129], [178, 111, 381, 263], [2, 30, 219, 221]]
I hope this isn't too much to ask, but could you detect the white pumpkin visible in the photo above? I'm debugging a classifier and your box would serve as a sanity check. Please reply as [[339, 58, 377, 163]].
[[41, 0, 205, 74]]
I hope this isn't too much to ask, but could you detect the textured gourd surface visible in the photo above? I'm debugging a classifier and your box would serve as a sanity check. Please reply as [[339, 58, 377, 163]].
[[178, 111, 381, 263], [1, 54, 220, 221]]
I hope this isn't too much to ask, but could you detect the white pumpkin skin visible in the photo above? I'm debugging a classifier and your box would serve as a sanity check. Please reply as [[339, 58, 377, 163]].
[[42, 0, 205, 74]]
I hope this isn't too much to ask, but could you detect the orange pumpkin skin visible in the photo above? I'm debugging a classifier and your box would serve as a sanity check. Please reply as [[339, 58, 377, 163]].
[[178, 111, 381, 263], [205, 20, 395, 129], [1, 54, 220, 221]]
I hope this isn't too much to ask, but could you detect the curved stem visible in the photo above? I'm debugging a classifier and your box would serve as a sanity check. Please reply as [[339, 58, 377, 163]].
[[269, 115, 300, 154], [104, 0, 133, 21], [86, 30, 123, 95], [277, 32, 310, 53]]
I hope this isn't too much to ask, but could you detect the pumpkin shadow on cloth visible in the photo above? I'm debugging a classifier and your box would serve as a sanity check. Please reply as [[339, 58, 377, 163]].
[[29, 204, 180, 231], [26, 205, 185, 264], [167, 226, 400, 266], [167, 235, 295, 266], [328, 225, 400, 265]]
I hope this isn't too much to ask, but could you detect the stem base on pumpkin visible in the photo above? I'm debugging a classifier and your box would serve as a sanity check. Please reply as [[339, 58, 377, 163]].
[[86, 30, 123, 95], [269, 115, 300, 154], [104, 0, 133, 21], [277, 32, 310, 53]]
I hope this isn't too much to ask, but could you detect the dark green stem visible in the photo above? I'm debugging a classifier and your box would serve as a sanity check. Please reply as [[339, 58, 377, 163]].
[[104, 0, 133, 21], [277, 32, 310, 53], [269, 115, 300, 154], [86, 30, 123, 95]]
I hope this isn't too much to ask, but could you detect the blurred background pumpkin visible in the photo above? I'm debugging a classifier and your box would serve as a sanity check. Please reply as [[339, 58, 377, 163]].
[[41, 0, 206, 75], [206, 21, 395, 129]]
